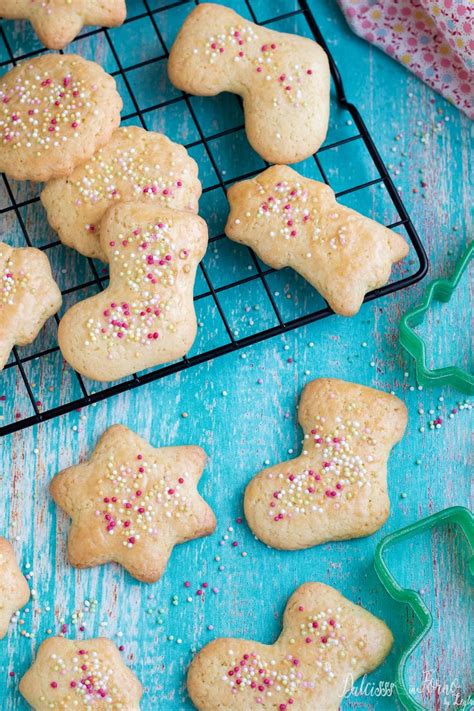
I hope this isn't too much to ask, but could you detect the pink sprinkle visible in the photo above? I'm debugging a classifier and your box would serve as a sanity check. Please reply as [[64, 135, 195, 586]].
[[306, 69, 313, 75], [50, 682, 58, 689]]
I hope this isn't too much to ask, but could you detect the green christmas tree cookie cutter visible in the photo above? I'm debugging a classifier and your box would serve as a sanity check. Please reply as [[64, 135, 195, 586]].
[[399, 242, 473, 394], [374, 506, 474, 711]]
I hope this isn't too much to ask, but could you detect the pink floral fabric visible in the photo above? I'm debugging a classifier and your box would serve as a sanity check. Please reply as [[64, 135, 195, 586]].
[[338, 0, 473, 118]]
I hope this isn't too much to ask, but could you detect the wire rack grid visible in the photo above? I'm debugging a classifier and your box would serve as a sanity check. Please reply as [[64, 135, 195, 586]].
[[0, 0, 428, 436]]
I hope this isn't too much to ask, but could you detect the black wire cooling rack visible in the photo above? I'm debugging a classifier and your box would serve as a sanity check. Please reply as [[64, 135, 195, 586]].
[[0, 0, 428, 436]]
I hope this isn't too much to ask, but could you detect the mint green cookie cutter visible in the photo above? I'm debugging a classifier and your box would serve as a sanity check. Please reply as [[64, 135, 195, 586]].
[[374, 506, 474, 711], [399, 242, 473, 394]]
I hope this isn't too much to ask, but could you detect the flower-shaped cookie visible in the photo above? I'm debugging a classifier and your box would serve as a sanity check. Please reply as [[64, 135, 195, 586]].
[[57, 202, 208, 382], [50, 425, 216, 583], [168, 4, 330, 163], [41, 126, 202, 261], [226, 165, 409, 316], [244, 378, 407, 550], [1, 0, 126, 50], [0, 54, 122, 181], [0, 537, 30, 639], [0, 242, 62, 371], [188, 582, 393, 711], [19, 637, 143, 709]]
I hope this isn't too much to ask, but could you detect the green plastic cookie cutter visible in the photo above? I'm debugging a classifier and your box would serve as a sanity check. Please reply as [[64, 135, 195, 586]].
[[374, 506, 474, 711], [399, 242, 473, 394]]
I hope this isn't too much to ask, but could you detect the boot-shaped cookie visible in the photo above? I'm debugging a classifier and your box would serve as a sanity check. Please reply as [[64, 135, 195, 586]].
[[1, 0, 126, 50], [0, 243, 62, 371], [41, 126, 202, 261], [50, 425, 216, 583], [20, 637, 142, 709], [226, 165, 409, 316], [0, 538, 30, 639], [57, 202, 208, 381], [168, 4, 330, 164], [188, 582, 393, 711], [244, 378, 407, 550]]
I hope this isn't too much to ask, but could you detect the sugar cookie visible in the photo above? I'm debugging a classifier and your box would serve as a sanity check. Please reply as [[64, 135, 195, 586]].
[[0, 538, 30, 640], [0, 242, 62, 371], [50, 424, 217, 583], [188, 582, 393, 711], [19, 636, 143, 709], [244, 378, 407, 550], [1, 0, 126, 50], [57, 202, 207, 381], [41, 126, 201, 261], [0, 54, 122, 181], [168, 3, 330, 163], [226, 165, 409, 316]]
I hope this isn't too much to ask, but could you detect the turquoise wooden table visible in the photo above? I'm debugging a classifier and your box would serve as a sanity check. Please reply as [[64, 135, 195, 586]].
[[0, 0, 472, 708]]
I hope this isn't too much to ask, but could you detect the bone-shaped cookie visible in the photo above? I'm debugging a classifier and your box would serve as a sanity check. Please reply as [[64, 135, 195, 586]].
[[20, 636, 143, 709], [0, 242, 62, 371], [168, 4, 330, 164], [1, 0, 126, 50], [188, 582, 393, 711], [226, 165, 409, 316], [0, 537, 30, 640], [244, 378, 407, 550], [50, 424, 216, 583], [41, 126, 202, 261], [57, 202, 208, 382], [0, 54, 122, 182]]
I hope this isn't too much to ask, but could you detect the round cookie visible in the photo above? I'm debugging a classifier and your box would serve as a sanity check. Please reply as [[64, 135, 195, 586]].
[[0, 242, 62, 371], [41, 126, 202, 261], [1, 0, 126, 50], [0, 53, 122, 181], [57, 202, 208, 381]]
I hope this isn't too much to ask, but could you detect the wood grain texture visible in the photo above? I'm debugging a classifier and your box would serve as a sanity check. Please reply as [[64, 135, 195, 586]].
[[0, 0, 472, 708]]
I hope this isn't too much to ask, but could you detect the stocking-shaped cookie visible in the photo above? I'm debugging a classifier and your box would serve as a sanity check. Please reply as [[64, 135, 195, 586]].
[[0, 243, 62, 371], [244, 378, 407, 550], [0, 538, 30, 639], [1, 0, 126, 50], [168, 4, 330, 164], [188, 582, 393, 711], [226, 165, 409, 316], [57, 203, 207, 381], [50, 425, 216, 583], [41, 126, 202, 261], [20, 637, 142, 709]]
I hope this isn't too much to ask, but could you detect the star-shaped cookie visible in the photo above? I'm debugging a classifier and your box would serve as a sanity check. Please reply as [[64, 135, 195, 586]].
[[0, 242, 62, 371], [226, 165, 409, 316], [188, 582, 393, 711], [244, 378, 408, 550], [19, 636, 142, 709], [41, 126, 202, 261], [50, 425, 217, 583], [0, 537, 30, 640], [57, 202, 208, 382], [1, 0, 126, 50]]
